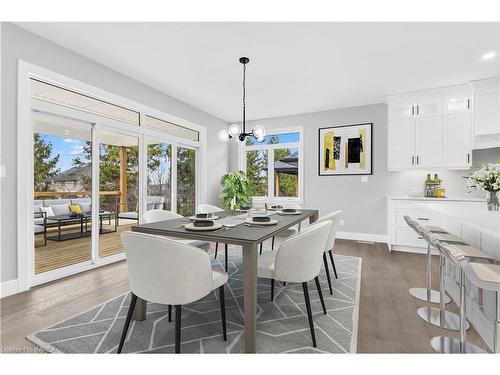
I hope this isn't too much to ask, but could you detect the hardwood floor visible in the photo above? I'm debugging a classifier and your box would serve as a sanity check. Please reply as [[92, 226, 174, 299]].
[[0, 239, 490, 353]]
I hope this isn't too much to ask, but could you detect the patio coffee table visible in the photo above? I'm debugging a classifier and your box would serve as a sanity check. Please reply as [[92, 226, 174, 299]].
[[46, 212, 117, 242]]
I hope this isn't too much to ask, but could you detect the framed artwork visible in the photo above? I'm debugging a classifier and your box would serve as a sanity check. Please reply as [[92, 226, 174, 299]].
[[318, 123, 372, 176]]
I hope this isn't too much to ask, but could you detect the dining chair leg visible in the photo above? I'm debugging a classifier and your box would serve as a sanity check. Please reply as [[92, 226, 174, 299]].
[[270, 279, 275, 301], [323, 253, 333, 295], [224, 244, 229, 271], [271, 236, 275, 250], [219, 285, 227, 341], [117, 293, 137, 353], [168, 305, 172, 322], [328, 250, 338, 279], [314, 276, 327, 315], [283, 282, 286, 287], [215, 242, 218, 259], [302, 282, 317, 348], [260, 242, 263, 255], [175, 305, 182, 354]]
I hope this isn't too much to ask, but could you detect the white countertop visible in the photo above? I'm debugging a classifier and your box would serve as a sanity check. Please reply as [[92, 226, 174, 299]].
[[388, 195, 484, 202], [418, 202, 500, 240]]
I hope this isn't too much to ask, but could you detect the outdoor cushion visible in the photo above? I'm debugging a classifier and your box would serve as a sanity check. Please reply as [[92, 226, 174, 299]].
[[39, 206, 55, 217], [69, 204, 82, 214], [51, 204, 71, 216], [80, 203, 91, 213], [34, 224, 45, 234], [119, 211, 139, 220], [34, 200, 43, 212], [34, 217, 45, 225], [43, 199, 71, 207], [71, 198, 91, 205]]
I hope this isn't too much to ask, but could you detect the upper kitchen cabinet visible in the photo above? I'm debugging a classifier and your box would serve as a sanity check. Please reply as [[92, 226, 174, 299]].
[[470, 78, 500, 149], [386, 85, 472, 171]]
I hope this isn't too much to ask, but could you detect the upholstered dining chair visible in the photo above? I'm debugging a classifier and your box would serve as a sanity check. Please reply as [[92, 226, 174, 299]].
[[119, 232, 228, 354], [315, 210, 343, 295], [196, 204, 229, 270], [142, 209, 210, 251], [263, 203, 303, 255], [257, 220, 333, 348]]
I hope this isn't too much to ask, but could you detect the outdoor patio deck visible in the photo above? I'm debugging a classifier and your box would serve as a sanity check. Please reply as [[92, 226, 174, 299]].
[[34, 218, 134, 274]]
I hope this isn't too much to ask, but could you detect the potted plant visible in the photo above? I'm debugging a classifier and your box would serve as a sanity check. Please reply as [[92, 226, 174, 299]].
[[220, 171, 252, 210], [467, 162, 500, 211]]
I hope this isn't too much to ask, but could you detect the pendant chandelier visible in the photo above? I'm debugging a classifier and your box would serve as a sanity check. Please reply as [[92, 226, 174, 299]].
[[218, 57, 266, 143]]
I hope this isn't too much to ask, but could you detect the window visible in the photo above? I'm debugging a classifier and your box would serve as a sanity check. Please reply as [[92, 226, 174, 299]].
[[144, 115, 199, 141], [242, 129, 302, 202], [30, 78, 140, 125], [177, 146, 197, 216]]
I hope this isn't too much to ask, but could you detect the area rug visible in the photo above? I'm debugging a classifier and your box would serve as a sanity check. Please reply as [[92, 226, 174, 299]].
[[27, 246, 362, 354]]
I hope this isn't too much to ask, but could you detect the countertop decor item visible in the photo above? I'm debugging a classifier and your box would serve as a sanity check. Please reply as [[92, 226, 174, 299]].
[[220, 171, 252, 210], [218, 57, 266, 143], [318, 123, 372, 176], [466, 162, 500, 211]]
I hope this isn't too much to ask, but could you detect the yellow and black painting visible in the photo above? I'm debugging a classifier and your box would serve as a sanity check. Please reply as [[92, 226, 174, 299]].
[[319, 123, 372, 175]]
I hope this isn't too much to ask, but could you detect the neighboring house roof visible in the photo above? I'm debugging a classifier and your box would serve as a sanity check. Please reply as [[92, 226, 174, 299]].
[[264, 152, 299, 176], [52, 164, 91, 182]]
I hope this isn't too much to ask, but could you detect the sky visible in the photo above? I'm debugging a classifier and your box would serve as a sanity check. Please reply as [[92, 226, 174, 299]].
[[246, 131, 300, 145], [40, 134, 88, 172]]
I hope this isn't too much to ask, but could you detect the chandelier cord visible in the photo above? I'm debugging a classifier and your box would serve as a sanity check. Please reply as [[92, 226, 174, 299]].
[[242, 61, 246, 134]]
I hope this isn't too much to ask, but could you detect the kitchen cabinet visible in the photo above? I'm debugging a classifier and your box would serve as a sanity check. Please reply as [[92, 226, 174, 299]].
[[470, 78, 500, 149], [387, 84, 472, 170]]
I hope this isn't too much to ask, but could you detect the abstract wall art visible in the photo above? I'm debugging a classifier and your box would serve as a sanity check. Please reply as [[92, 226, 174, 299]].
[[318, 123, 372, 175]]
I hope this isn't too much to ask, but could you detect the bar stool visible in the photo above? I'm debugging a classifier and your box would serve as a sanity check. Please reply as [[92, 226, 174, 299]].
[[404, 216, 460, 304], [430, 242, 491, 353], [417, 229, 470, 331]]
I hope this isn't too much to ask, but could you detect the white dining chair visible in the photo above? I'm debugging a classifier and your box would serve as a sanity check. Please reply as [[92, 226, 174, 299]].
[[315, 210, 343, 295], [142, 209, 210, 251], [264, 203, 302, 255], [197, 204, 229, 270], [257, 220, 333, 348], [119, 232, 228, 354]]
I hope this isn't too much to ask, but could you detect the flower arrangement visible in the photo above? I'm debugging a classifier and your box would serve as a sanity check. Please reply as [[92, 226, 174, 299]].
[[467, 162, 500, 211]]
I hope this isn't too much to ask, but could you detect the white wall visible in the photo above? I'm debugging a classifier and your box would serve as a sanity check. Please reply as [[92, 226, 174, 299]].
[[0, 22, 229, 283], [238, 104, 498, 238]]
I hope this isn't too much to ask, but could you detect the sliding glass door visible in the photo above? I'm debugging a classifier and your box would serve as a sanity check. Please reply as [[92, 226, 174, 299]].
[[32, 112, 94, 275], [97, 129, 139, 258]]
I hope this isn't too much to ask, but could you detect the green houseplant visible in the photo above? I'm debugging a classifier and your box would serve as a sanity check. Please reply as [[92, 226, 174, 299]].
[[220, 171, 252, 210]]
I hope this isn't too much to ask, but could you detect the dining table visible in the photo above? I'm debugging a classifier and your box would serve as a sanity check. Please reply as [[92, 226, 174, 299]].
[[130, 208, 319, 353]]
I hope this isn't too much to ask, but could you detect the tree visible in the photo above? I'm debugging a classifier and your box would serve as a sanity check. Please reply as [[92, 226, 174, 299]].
[[33, 133, 60, 191], [177, 147, 196, 216]]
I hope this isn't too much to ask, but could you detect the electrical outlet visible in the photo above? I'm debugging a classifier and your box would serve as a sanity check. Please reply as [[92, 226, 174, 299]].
[[339, 219, 345, 226], [0, 165, 5, 178], [361, 176, 368, 183]]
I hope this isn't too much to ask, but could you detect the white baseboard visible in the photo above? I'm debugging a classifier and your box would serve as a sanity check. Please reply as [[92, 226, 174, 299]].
[[1, 279, 18, 298], [337, 231, 388, 244]]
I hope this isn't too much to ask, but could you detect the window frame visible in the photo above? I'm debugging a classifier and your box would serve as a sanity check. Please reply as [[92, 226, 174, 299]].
[[238, 126, 304, 205]]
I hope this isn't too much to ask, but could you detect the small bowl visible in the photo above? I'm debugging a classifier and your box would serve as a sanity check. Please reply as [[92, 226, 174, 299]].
[[193, 220, 215, 227], [252, 216, 271, 223], [196, 213, 213, 219]]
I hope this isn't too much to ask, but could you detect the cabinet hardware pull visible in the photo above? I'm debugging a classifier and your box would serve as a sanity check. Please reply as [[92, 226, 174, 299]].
[[467, 153, 470, 163], [411, 106, 414, 116], [416, 155, 419, 165], [417, 217, 429, 221], [411, 156, 414, 165], [416, 105, 419, 115], [417, 236, 423, 239], [467, 99, 470, 109]]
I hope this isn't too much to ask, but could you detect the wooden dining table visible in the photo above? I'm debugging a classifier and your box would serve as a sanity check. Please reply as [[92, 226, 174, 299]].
[[130, 209, 319, 353]]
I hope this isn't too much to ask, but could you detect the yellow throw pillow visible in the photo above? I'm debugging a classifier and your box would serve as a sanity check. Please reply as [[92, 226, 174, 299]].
[[69, 204, 82, 214]]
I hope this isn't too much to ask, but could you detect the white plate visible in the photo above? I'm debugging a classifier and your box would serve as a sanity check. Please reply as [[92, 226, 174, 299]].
[[278, 211, 302, 215], [188, 215, 219, 221], [184, 223, 223, 231], [245, 218, 278, 226]]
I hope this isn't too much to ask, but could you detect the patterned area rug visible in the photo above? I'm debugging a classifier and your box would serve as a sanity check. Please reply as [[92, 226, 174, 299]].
[[27, 246, 362, 354]]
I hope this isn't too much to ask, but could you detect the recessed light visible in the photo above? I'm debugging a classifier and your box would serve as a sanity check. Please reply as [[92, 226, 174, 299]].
[[481, 51, 496, 60]]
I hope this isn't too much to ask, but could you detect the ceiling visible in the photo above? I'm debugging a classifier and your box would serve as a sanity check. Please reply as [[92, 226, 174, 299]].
[[17, 22, 499, 122]]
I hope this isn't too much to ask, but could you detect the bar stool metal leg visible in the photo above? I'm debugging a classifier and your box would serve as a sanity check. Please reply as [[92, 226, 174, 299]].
[[417, 253, 465, 330], [430, 269, 486, 353], [495, 291, 500, 353], [409, 244, 448, 304]]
